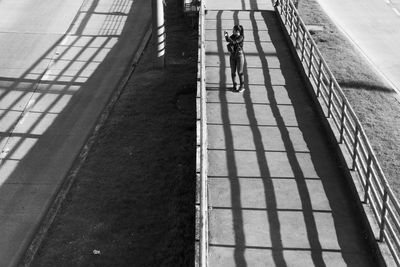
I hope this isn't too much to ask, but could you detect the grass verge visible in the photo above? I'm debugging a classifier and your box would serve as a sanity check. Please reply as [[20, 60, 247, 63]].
[[297, 1, 400, 198], [29, 0, 197, 266]]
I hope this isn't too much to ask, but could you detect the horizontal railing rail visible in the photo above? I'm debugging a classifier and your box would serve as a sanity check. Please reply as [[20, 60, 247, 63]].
[[276, 0, 400, 264]]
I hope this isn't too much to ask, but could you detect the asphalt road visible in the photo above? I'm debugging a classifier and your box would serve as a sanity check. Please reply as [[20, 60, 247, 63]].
[[0, 0, 151, 266], [315, 0, 400, 95]]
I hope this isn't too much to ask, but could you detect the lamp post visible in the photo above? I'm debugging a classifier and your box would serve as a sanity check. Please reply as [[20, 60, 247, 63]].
[[152, 0, 165, 68]]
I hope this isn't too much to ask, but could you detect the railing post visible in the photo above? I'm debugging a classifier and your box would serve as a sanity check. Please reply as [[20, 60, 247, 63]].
[[364, 155, 372, 203], [284, 0, 288, 25], [308, 43, 314, 77], [289, 6, 294, 36], [352, 125, 359, 170], [379, 190, 388, 242], [339, 101, 346, 143], [301, 29, 306, 62], [316, 59, 322, 97], [327, 78, 333, 118], [295, 16, 300, 48]]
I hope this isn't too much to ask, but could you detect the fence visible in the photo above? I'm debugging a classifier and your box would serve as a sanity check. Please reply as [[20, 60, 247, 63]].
[[276, 0, 400, 264]]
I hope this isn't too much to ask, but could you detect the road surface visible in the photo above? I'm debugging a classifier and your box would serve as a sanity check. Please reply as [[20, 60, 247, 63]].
[[0, 0, 151, 266], [315, 0, 400, 95]]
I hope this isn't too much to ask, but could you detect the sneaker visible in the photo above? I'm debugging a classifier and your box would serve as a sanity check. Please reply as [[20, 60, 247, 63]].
[[238, 83, 245, 92], [232, 83, 237, 91]]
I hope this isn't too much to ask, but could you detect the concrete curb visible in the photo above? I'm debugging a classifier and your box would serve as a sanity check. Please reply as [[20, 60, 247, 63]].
[[18, 20, 153, 267], [274, 6, 395, 267], [195, 3, 205, 265]]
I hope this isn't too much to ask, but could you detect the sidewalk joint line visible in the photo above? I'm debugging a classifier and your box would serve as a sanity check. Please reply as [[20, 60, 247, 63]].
[[208, 175, 321, 180], [206, 101, 294, 106], [210, 206, 332, 213], [207, 122, 300, 127], [208, 148, 311, 153], [208, 244, 369, 255]]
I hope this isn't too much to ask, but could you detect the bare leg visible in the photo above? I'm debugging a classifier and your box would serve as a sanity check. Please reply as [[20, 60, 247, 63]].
[[230, 55, 237, 91], [237, 53, 245, 92]]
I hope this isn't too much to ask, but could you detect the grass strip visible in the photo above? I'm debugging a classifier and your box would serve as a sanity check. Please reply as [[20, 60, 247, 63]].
[[297, 0, 400, 198], [30, 0, 197, 266]]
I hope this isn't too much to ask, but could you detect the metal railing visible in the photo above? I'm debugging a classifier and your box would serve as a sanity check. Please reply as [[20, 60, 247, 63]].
[[196, 0, 208, 266], [276, 0, 400, 264]]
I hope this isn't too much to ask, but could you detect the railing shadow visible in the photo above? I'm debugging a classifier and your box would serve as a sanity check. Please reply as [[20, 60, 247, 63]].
[[255, 10, 325, 267], [206, 6, 377, 267], [0, 0, 145, 179], [235, 10, 288, 267], [0, 0, 151, 264], [261, 9, 377, 267]]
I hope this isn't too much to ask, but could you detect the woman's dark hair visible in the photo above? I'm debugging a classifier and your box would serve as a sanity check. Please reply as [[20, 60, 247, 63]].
[[233, 24, 244, 37]]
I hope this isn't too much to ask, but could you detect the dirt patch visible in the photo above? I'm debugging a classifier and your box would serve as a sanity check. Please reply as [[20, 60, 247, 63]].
[[30, 1, 197, 266]]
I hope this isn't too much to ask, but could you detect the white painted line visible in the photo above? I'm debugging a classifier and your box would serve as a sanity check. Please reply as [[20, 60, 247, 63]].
[[393, 7, 400, 16]]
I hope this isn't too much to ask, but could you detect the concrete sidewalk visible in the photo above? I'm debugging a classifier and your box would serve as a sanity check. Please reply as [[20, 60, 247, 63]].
[[205, 1, 377, 266]]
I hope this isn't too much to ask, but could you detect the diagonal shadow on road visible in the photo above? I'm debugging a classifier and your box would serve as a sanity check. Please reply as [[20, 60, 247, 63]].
[[0, 0, 151, 265]]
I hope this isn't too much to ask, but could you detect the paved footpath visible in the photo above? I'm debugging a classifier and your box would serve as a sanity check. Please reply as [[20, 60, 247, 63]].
[[204, 0, 378, 266]]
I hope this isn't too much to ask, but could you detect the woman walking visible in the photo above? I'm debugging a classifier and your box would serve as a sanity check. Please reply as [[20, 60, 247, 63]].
[[225, 25, 245, 92]]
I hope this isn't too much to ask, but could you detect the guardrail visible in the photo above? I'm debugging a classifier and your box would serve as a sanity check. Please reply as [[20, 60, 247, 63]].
[[196, 0, 208, 266], [276, 0, 400, 264]]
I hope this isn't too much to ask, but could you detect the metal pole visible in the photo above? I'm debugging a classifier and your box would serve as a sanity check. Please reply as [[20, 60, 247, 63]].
[[352, 125, 359, 170], [152, 0, 165, 69], [339, 101, 346, 143], [327, 78, 333, 118], [363, 155, 372, 203], [379, 190, 388, 242]]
